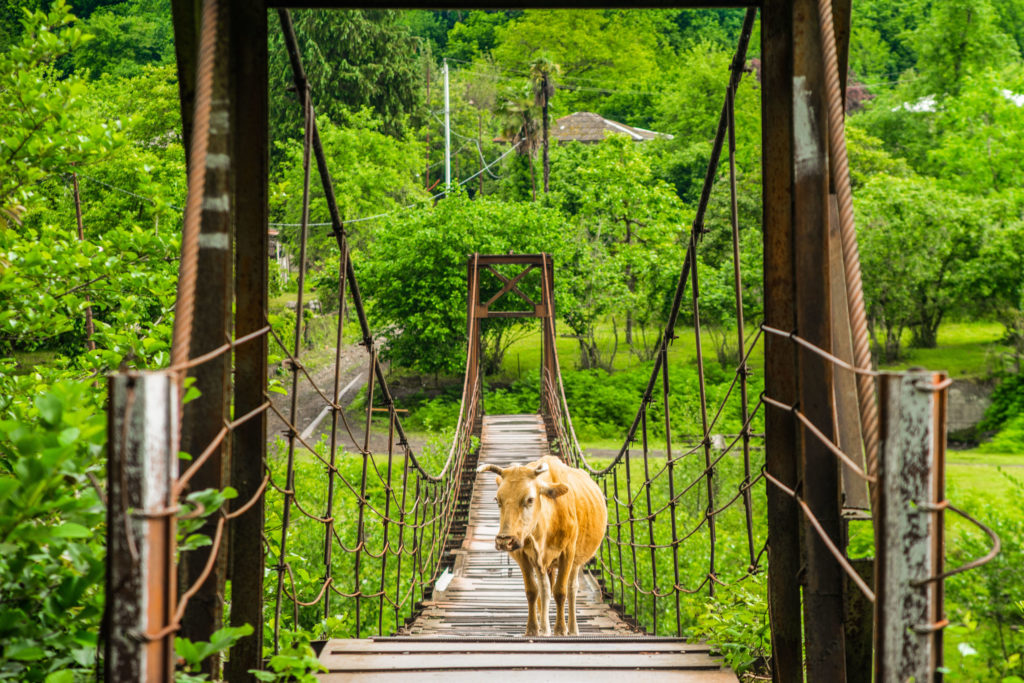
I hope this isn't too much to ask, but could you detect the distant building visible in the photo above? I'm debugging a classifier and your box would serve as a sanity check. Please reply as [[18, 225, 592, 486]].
[[551, 112, 673, 143], [268, 228, 290, 283]]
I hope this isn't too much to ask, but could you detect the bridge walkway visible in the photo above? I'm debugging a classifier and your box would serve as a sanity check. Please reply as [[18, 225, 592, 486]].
[[317, 414, 736, 681]]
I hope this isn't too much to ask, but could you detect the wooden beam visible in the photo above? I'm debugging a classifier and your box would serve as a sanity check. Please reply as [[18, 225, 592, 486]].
[[171, 0, 198, 171], [178, 1, 233, 675], [226, 1, 268, 681], [105, 372, 178, 683], [792, 0, 846, 678], [761, 1, 804, 680]]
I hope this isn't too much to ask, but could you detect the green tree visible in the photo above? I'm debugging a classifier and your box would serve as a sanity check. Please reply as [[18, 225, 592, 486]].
[[849, 0, 923, 79], [926, 65, 1024, 194], [70, 0, 174, 78], [269, 9, 423, 140], [271, 109, 428, 265], [443, 11, 516, 61], [491, 10, 661, 115], [912, 0, 1019, 96], [551, 136, 689, 359], [0, 1, 120, 226], [359, 188, 575, 375], [496, 85, 540, 201], [650, 42, 761, 205], [856, 175, 994, 358]]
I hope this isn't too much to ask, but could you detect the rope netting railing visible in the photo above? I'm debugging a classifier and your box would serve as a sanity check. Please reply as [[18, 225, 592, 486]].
[[540, 9, 767, 637], [106, 6, 482, 679]]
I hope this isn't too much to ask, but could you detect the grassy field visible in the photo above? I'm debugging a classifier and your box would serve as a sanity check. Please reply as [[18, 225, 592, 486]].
[[877, 321, 1012, 378], [497, 318, 1010, 383]]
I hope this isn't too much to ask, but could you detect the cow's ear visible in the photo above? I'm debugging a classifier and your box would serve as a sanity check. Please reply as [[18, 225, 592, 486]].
[[540, 483, 569, 499]]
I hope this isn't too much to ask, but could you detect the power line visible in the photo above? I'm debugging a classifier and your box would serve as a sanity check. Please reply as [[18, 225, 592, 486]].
[[74, 141, 522, 232], [430, 112, 500, 179], [76, 174, 185, 213], [268, 140, 522, 229], [444, 57, 660, 96]]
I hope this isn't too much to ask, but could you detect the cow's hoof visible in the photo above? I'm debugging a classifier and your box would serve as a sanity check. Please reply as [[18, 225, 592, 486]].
[[553, 623, 567, 636], [568, 626, 580, 636], [525, 627, 539, 637]]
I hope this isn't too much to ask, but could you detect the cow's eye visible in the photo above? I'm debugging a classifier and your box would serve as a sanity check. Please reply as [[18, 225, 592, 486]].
[[525, 497, 534, 506]]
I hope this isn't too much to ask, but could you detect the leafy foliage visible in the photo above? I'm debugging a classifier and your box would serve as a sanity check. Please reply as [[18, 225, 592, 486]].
[[271, 109, 428, 262], [268, 10, 423, 139], [0, 383, 105, 681], [0, 1, 120, 225], [856, 175, 1001, 358], [359, 187, 578, 375]]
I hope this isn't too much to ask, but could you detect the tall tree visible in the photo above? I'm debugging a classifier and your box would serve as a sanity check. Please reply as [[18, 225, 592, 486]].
[[496, 86, 540, 201], [529, 56, 558, 193], [268, 9, 423, 140], [911, 0, 1019, 96]]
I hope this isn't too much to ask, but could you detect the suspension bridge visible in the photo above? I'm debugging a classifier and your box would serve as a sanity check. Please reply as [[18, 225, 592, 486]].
[[101, 1, 999, 682]]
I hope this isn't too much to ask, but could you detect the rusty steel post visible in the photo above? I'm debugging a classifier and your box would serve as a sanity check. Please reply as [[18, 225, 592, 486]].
[[179, 1, 232, 674], [793, 0, 847, 677], [932, 372, 947, 679], [226, 1, 267, 680], [875, 372, 948, 682], [761, 0, 805, 678], [106, 372, 178, 682]]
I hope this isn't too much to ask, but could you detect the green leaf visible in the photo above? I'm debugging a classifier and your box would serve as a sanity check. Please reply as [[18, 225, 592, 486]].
[[36, 393, 64, 426], [6, 643, 46, 660], [44, 671, 75, 683], [52, 522, 91, 538]]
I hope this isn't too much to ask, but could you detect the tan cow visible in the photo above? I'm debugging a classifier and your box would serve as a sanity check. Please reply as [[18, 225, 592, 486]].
[[477, 455, 607, 636]]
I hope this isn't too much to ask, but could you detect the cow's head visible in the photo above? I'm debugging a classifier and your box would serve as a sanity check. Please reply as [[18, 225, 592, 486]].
[[477, 461, 569, 552]]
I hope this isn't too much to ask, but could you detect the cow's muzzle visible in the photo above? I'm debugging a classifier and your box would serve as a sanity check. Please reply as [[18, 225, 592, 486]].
[[495, 535, 520, 551]]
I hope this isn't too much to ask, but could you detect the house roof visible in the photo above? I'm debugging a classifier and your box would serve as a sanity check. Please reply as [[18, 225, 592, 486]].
[[552, 112, 673, 143]]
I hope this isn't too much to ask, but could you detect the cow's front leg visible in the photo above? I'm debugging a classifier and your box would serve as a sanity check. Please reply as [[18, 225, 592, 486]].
[[512, 552, 540, 636], [537, 566, 552, 636], [552, 552, 574, 635]]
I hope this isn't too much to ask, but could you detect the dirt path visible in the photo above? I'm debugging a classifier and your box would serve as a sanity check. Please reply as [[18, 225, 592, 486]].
[[267, 342, 430, 455]]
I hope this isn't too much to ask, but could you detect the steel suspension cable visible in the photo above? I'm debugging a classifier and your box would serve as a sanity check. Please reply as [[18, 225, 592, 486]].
[[816, 0, 881, 498]]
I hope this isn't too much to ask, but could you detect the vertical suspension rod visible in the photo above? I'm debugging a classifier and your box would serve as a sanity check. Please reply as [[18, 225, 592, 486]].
[[662, 347, 682, 636], [322, 243, 349, 625], [689, 233, 717, 597], [727, 80, 758, 569]]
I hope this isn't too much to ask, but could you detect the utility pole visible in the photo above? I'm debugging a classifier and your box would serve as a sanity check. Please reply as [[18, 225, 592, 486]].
[[425, 43, 431, 190], [443, 58, 451, 190]]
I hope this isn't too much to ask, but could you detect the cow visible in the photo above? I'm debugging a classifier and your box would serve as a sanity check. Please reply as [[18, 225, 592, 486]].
[[476, 455, 607, 636]]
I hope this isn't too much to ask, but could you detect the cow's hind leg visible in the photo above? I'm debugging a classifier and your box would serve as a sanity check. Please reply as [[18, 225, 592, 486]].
[[552, 552, 574, 635], [567, 564, 581, 635], [512, 552, 540, 636]]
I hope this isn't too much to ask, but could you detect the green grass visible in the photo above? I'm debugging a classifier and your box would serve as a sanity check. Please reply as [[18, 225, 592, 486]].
[[500, 318, 1008, 383], [877, 321, 1010, 378], [948, 463, 1023, 511], [497, 318, 762, 381], [10, 350, 62, 373]]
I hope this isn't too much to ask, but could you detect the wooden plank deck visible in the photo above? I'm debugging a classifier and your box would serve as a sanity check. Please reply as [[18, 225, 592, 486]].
[[318, 414, 736, 681]]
